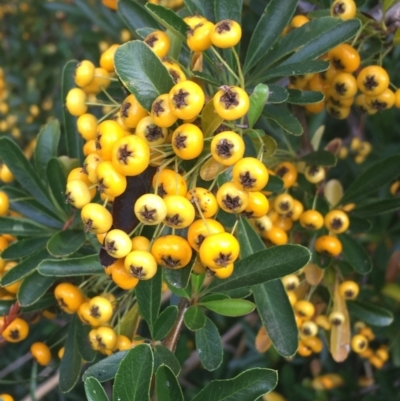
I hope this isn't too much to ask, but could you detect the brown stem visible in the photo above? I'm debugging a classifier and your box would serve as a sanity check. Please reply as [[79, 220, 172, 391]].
[[162, 298, 189, 352], [293, 106, 313, 154]]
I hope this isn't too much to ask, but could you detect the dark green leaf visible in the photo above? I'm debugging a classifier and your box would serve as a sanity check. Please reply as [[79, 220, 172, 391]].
[[339, 233, 372, 274], [0, 217, 49, 237], [1, 237, 50, 260], [263, 175, 284, 192], [17, 271, 56, 307], [113, 344, 153, 401], [347, 217, 372, 234], [287, 89, 325, 105], [115, 303, 140, 340], [46, 230, 85, 258], [47, 157, 71, 215], [84, 377, 109, 401], [263, 60, 329, 80], [192, 273, 205, 293], [60, 316, 82, 393], [248, 84, 269, 128], [201, 100, 224, 137], [145, 3, 188, 40], [156, 365, 184, 401], [61, 60, 84, 162], [136, 267, 162, 334], [237, 217, 265, 258], [192, 71, 220, 87], [118, 0, 161, 34], [34, 120, 61, 180], [352, 198, 400, 218], [21, 294, 55, 313], [184, 305, 206, 331], [340, 155, 400, 204], [77, 319, 97, 363], [0, 300, 13, 315], [185, 0, 215, 21], [215, 0, 243, 22], [267, 84, 289, 103], [347, 301, 393, 327], [164, 260, 193, 289], [114, 41, 174, 111], [191, 368, 278, 401], [301, 150, 337, 166], [153, 345, 181, 376], [38, 254, 103, 276], [1, 249, 49, 286], [263, 105, 303, 136], [82, 351, 128, 382], [207, 245, 311, 294], [0, 137, 55, 211], [244, 0, 298, 72], [195, 317, 223, 371], [153, 306, 178, 341], [200, 299, 255, 316]]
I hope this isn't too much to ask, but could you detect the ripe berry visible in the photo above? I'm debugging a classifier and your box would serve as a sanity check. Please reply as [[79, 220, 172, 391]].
[[30, 342, 52, 366], [104, 229, 132, 258], [210, 20, 242, 48], [213, 86, 250, 121], [124, 250, 158, 280]]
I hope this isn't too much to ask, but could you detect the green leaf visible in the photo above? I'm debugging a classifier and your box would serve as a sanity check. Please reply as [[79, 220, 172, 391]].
[[248, 84, 269, 128], [118, 0, 161, 34], [263, 175, 284, 192], [339, 233, 372, 274], [82, 351, 128, 382], [153, 345, 181, 376], [262, 60, 329, 80], [136, 267, 162, 334], [287, 90, 325, 105], [200, 299, 255, 317], [153, 306, 178, 341], [21, 293, 56, 313], [0, 237, 50, 260], [17, 271, 56, 307], [34, 120, 61, 180], [262, 105, 303, 136], [156, 365, 184, 401], [0, 217, 49, 237], [214, 0, 243, 22], [60, 316, 82, 393], [201, 100, 224, 137], [46, 230, 85, 258], [200, 293, 230, 302], [352, 198, 400, 218], [347, 300, 393, 327], [267, 84, 289, 103], [301, 150, 337, 166], [340, 155, 400, 204], [38, 254, 103, 276], [47, 157, 71, 215], [84, 377, 109, 401], [61, 60, 84, 162], [114, 41, 174, 111], [195, 317, 223, 371], [77, 319, 97, 363], [191, 368, 278, 401], [185, 0, 215, 21], [207, 245, 311, 294], [383, 0, 398, 12], [348, 216, 372, 234], [1, 249, 49, 286], [145, 3, 188, 41], [0, 300, 13, 315], [113, 344, 153, 401], [0, 137, 55, 211], [244, 0, 298, 72], [192, 71, 220, 87], [184, 305, 206, 331], [164, 260, 193, 289], [115, 303, 140, 340]]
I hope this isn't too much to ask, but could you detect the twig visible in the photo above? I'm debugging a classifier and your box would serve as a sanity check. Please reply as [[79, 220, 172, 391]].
[[162, 298, 189, 352], [20, 371, 60, 401]]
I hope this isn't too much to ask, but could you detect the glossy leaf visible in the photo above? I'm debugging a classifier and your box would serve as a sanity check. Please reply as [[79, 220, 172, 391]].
[[340, 155, 400, 204], [347, 300, 393, 327], [263, 105, 303, 136], [0, 237, 50, 260], [200, 298, 255, 316], [77, 319, 97, 363], [301, 150, 337, 166], [201, 100, 224, 137], [244, 0, 298, 72], [267, 84, 289, 103], [155, 365, 184, 401], [114, 40, 174, 111], [84, 377, 109, 401], [145, 3, 188, 40], [0, 137, 55, 211], [153, 306, 178, 341], [46, 230, 85, 257], [136, 267, 162, 334], [339, 233, 372, 274], [118, 0, 161, 33], [47, 157, 71, 215], [195, 317, 223, 371], [185, 0, 215, 21], [184, 305, 206, 331], [38, 254, 103, 276], [34, 120, 61, 180], [21, 294, 56, 313], [115, 303, 140, 340], [82, 351, 128, 382], [164, 260, 193, 289], [264, 175, 284, 192], [347, 217, 372, 234], [191, 71, 220, 87], [113, 344, 153, 401], [215, 0, 243, 22], [17, 271, 56, 307], [191, 368, 278, 401], [287, 89, 325, 105], [1, 249, 49, 286], [60, 316, 82, 393], [153, 345, 181, 376], [352, 198, 400, 218], [61, 60, 84, 161], [262, 60, 329, 80], [0, 300, 13, 315], [248, 84, 269, 128]]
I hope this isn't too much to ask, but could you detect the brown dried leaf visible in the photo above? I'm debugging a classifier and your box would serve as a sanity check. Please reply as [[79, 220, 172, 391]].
[[200, 158, 227, 181], [304, 263, 324, 286], [255, 326, 272, 353], [385, 250, 400, 282]]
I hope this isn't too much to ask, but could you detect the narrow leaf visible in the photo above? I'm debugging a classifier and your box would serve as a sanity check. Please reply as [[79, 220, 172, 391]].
[[215, 0, 243, 22], [201, 100, 224, 137], [0, 237, 50, 260], [164, 260, 193, 289], [184, 305, 206, 331], [287, 90, 325, 105], [153, 306, 178, 341], [153, 345, 181, 376], [185, 0, 215, 21], [339, 233, 372, 274], [347, 300, 393, 327], [115, 303, 141, 340], [262, 105, 303, 136], [263, 60, 329, 80], [248, 84, 269, 128], [46, 230, 85, 258], [155, 365, 184, 401], [118, 0, 161, 33], [47, 157, 71, 215], [301, 150, 337, 166], [17, 271, 56, 307], [77, 319, 97, 363], [38, 254, 104, 276], [352, 198, 400, 218], [82, 351, 128, 382], [200, 299, 255, 317], [84, 377, 109, 401]]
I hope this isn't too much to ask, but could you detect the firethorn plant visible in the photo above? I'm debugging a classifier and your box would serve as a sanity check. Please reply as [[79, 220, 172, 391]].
[[1, 0, 400, 400]]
